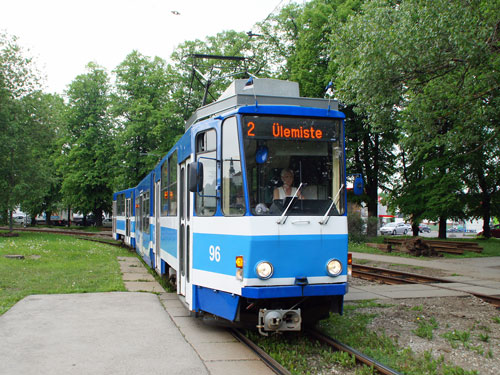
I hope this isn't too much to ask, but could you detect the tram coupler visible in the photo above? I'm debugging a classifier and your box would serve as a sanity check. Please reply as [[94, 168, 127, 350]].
[[257, 308, 301, 336]]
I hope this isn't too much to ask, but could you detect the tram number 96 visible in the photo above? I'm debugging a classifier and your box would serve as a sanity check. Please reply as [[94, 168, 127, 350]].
[[209, 245, 221, 262]]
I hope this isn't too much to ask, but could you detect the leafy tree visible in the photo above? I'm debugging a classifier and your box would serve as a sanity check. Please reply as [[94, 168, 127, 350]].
[[59, 63, 115, 226], [112, 51, 183, 189], [0, 32, 45, 230], [18, 92, 66, 224], [334, 0, 500, 237], [263, 0, 390, 236]]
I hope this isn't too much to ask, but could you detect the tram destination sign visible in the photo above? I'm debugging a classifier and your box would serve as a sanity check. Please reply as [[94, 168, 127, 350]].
[[243, 116, 339, 141]]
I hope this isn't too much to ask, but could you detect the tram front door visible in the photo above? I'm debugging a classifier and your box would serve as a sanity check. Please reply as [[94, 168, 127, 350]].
[[178, 161, 191, 299], [125, 198, 131, 244], [154, 180, 161, 272]]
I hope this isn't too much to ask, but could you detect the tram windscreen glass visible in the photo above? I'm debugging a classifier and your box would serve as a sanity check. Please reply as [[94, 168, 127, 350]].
[[242, 115, 344, 217]]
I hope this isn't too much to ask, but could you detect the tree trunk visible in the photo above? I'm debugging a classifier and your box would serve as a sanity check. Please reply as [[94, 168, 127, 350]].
[[364, 134, 379, 237], [438, 216, 447, 239], [478, 172, 492, 238], [67, 206, 72, 227], [412, 224, 419, 237], [8, 210, 13, 232], [94, 208, 103, 227], [481, 198, 491, 238], [366, 190, 378, 236]]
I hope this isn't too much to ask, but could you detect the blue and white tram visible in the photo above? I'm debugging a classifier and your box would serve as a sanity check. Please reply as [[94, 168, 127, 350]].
[[112, 188, 136, 247], [114, 79, 356, 334]]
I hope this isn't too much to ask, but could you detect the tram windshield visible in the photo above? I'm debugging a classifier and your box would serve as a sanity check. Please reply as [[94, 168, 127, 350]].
[[242, 115, 344, 216]]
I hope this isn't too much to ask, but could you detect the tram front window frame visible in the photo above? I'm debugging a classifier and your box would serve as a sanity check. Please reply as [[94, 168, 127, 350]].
[[241, 115, 345, 217]]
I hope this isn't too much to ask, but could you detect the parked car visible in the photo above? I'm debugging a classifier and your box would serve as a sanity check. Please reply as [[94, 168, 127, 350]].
[[419, 224, 431, 233], [447, 227, 466, 233], [13, 215, 27, 225], [380, 222, 410, 235], [478, 224, 500, 238]]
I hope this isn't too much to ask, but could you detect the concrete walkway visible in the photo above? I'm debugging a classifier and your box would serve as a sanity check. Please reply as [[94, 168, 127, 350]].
[[118, 256, 273, 375], [0, 256, 274, 375], [0, 292, 207, 375]]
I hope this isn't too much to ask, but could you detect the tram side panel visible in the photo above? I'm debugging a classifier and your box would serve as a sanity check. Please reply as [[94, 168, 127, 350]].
[[134, 173, 155, 267], [112, 188, 136, 247]]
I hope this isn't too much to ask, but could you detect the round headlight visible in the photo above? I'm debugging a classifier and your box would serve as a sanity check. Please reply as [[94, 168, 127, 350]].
[[256, 261, 273, 279], [326, 259, 342, 276]]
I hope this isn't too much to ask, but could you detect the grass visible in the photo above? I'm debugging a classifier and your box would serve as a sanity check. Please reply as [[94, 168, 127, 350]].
[[349, 236, 500, 258], [441, 330, 471, 349], [0, 231, 134, 315], [414, 317, 439, 340]]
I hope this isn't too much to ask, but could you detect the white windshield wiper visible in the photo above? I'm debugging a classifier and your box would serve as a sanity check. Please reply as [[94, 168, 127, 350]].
[[319, 184, 344, 225], [276, 182, 305, 225]]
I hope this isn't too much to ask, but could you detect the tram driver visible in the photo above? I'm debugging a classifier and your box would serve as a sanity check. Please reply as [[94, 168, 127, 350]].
[[273, 168, 304, 200]]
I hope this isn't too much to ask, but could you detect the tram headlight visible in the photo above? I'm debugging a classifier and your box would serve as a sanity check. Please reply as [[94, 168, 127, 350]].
[[326, 259, 342, 276], [256, 261, 273, 279]]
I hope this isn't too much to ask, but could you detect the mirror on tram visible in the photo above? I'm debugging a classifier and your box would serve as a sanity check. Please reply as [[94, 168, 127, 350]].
[[188, 161, 204, 193], [255, 145, 269, 164], [353, 175, 364, 196]]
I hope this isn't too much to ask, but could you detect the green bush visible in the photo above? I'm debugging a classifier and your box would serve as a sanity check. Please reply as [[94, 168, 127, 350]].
[[348, 212, 366, 243]]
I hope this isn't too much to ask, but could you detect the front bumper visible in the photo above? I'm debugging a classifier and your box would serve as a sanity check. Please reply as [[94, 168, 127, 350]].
[[241, 282, 347, 299]]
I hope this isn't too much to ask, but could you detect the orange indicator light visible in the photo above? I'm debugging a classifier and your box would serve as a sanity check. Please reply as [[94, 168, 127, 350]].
[[236, 256, 244, 268], [348, 253, 352, 265]]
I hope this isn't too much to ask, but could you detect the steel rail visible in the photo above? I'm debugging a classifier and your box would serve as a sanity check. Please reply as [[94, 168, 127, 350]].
[[353, 269, 421, 285], [229, 329, 291, 375], [307, 329, 403, 375], [353, 264, 453, 284], [4, 226, 112, 237]]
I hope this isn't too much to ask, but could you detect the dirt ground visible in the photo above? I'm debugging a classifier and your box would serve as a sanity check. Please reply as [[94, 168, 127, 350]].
[[359, 295, 500, 374]]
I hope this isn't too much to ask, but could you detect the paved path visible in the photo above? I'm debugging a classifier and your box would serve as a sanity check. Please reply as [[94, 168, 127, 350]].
[[0, 292, 207, 375], [119, 256, 273, 375], [0, 256, 274, 375]]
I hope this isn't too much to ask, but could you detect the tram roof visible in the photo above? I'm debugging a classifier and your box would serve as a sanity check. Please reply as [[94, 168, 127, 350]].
[[185, 79, 339, 130]]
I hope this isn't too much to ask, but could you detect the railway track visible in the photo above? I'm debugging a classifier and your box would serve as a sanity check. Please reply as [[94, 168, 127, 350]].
[[2, 226, 113, 237], [352, 264, 453, 284], [353, 264, 500, 308], [230, 329, 291, 375], [231, 328, 402, 375], [306, 329, 403, 375]]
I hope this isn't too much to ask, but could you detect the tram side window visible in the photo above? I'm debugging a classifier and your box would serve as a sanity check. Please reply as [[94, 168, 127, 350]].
[[117, 194, 125, 216], [222, 117, 245, 216], [142, 191, 150, 234], [136, 196, 141, 231], [195, 129, 217, 216], [168, 151, 177, 216], [161, 162, 168, 217]]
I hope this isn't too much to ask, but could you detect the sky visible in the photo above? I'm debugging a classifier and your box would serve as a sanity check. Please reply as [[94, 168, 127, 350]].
[[1, 0, 290, 94]]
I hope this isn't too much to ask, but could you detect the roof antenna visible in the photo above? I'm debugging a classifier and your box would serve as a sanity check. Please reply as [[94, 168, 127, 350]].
[[325, 80, 335, 113], [243, 75, 258, 107]]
